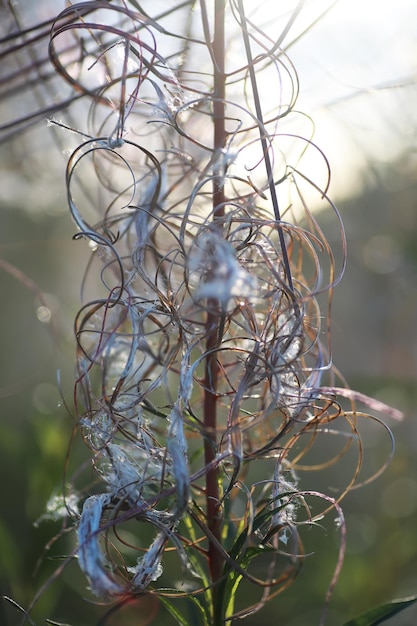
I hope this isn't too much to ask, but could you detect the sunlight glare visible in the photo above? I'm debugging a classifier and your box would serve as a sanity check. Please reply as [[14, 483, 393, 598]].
[[250, 0, 417, 203]]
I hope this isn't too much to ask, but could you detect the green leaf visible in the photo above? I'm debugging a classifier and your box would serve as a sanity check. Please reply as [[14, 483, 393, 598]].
[[216, 545, 277, 623], [343, 595, 417, 625], [159, 591, 210, 626], [159, 596, 190, 626], [186, 595, 211, 626], [214, 494, 297, 623], [181, 513, 211, 588], [227, 493, 296, 562]]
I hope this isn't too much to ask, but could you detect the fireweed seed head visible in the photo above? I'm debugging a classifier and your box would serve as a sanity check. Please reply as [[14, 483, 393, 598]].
[[11, 0, 402, 622], [188, 231, 258, 309], [148, 78, 185, 124], [34, 491, 80, 527], [166, 403, 190, 518], [98, 443, 164, 504], [77, 495, 124, 598], [271, 461, 299, 546], [128, 532, 166, 589]]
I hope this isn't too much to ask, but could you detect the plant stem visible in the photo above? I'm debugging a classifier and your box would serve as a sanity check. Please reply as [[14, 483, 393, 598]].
[[212, 0, 226, 222], [201, 0, 226, 605], [237, 0, 294, 293], [203, 317, 223, 587]]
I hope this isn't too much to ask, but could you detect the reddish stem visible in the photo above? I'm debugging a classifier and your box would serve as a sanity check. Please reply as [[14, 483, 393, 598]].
[[212, 0, 226, 222], [201, 0, 226, 596], [203, 315, 223, 587]]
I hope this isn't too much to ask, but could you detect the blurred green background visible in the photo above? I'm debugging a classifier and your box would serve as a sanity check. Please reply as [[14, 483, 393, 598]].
[[1, 1, 417, 625]]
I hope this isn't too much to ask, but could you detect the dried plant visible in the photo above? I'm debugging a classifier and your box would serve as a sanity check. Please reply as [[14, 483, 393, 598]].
[[0, 1, 406, 625]]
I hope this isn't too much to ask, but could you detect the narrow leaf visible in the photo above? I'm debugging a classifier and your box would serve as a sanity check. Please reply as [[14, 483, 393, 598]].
[[343, 595, 417, 626], [216, 545, 276, 623], [159, 596, 190, 626], [159, 594, 209, 626]]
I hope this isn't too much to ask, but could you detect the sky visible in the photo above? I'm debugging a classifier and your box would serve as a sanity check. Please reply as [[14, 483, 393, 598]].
[[284, 0, 417, 200]]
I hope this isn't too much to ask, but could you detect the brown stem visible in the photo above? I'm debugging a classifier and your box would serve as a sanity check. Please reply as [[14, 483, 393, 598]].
[[203, 315, 223, 587], [212, 0, 226, 223], [201, 0, 226, 600]]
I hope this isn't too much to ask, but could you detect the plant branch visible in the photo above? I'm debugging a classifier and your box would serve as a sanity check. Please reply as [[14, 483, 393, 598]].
[[201, 0, 226, 603], [237, 0, 295, 293]]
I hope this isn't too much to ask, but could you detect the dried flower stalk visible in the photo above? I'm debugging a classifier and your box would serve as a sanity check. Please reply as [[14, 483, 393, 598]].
[[0, 1, 403, 624]]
